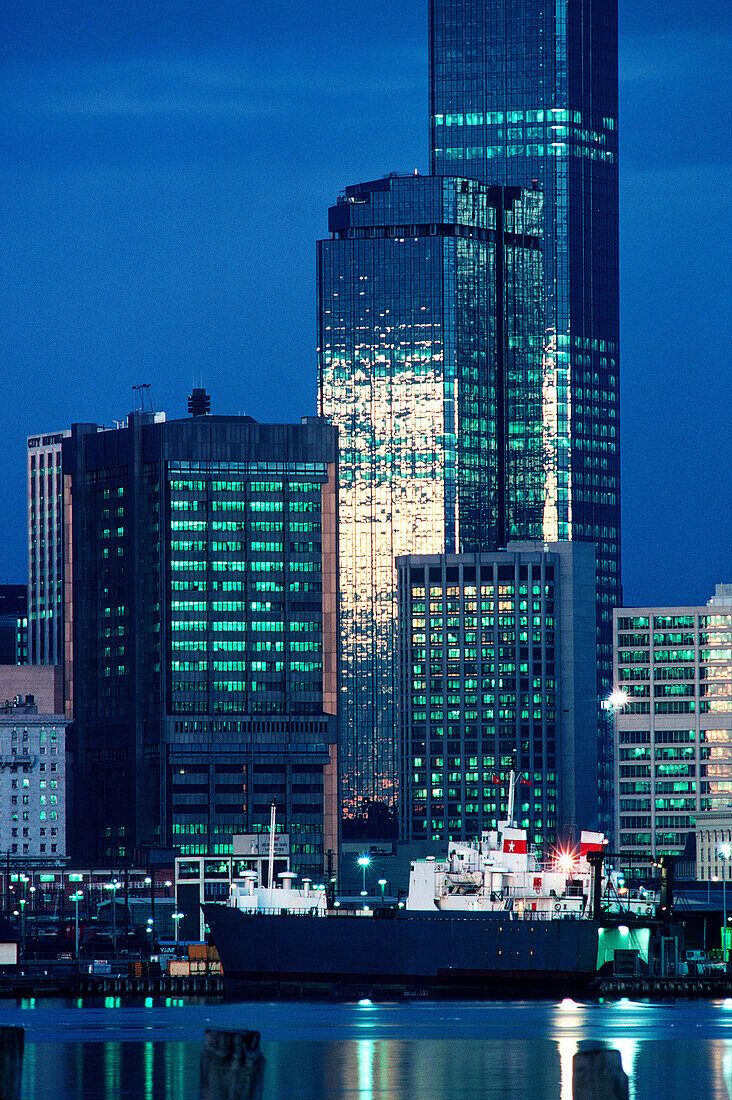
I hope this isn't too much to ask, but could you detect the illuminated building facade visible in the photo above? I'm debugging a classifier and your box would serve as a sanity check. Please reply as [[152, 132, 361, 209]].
[[318, 175, 543, 817], [398, 543, 598, 848], [613, 585, 732, 876], [64, 404, 339, 876], [430, 0, 621, 824], [27, 430, 71, 664]]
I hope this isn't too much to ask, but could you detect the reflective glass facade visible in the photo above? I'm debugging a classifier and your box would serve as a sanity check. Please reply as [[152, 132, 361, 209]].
[[430, 0, 621, 823], [613, 590, 732, 877], [318, 175, 543, 816]]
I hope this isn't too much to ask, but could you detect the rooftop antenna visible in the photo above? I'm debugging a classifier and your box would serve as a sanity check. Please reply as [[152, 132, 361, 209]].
[[132, 383, 155, 413]]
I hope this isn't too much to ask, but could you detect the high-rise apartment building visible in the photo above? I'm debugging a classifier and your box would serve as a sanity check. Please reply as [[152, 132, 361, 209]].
[[613, 585, 732, 876], [63, 404, 339, 877], [430, 0, 621, 823], [318, 174, 543, 816], [397, 543, 598, 847], [27, 430, 72, 665]]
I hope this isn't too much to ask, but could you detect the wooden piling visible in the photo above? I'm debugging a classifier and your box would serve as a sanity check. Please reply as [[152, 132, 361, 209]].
[[200, 1030, 265, 1100], [573, 1048, 629, 1100], [0, 1027, 24, 1100]]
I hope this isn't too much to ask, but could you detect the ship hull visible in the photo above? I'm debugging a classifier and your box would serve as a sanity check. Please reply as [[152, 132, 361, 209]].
[[203, 906, 601, 998]]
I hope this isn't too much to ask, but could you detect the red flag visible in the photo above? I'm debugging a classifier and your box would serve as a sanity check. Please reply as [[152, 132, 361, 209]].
[[501, 831, 528, 854], [519, 777, 533, 786], [491, 774, 501, 784], [580, 831, 604, 856]]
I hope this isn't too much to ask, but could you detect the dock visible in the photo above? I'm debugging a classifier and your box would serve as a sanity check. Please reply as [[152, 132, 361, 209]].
[[592, 974, 732, 1000], [0, 963, 224, 999]]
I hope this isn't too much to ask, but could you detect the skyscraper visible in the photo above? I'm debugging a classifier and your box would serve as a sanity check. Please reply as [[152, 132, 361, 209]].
[[397, 543, 598, 847], [318, 174, 543, 817], [63, 403, 339, 874], [27, 430, 71, 664], [430, 0, 621, 821]]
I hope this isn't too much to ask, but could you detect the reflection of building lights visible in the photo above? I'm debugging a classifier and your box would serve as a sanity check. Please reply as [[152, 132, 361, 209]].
[[614, 1038, 639, 1089], [558, 1037, 578, 1100], [358, 1038, 375, 1100]]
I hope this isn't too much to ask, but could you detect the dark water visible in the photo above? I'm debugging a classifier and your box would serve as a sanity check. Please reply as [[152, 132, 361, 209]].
[[1, 996, 732, 1097]]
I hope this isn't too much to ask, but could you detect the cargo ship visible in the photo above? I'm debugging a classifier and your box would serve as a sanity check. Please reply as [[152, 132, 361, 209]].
[[203, 783, 658, 996]]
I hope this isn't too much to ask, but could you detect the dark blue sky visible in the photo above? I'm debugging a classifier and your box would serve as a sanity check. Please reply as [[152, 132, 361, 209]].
[[1, 1, 730, 605]]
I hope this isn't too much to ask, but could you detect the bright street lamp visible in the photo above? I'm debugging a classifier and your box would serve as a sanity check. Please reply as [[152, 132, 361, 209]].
[[602, 689, 629, 712], [378, 878, 387, 901], [357, 855, 371, 894]]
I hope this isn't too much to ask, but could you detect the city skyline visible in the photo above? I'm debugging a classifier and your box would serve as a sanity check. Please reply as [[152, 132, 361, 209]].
[[1, 1, 730, 607]]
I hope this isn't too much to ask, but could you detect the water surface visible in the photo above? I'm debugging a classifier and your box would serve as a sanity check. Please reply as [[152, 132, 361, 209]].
[[1, 996, 731, 1098]]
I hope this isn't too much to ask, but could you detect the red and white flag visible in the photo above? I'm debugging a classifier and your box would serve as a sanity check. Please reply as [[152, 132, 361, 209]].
[[501, 828, 527, 854], [580, 831, 604, 856]]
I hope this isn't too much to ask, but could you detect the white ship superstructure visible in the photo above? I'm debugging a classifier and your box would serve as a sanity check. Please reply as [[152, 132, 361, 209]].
[[406, 775, 656, 920]]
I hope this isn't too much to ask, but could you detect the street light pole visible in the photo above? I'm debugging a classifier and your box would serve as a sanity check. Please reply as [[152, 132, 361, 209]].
[[18, 899, 26, 960], [173, 911, 183, 952], [145, 875, 155, 949], [357, 855, 371, 896], [719, 845, 731, 962], [105, 880, 121, 960], [71, 892, 82, 959]]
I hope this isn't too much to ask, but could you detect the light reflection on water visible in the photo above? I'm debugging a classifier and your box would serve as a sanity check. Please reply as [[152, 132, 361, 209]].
[[3, 998, 732, 1098]]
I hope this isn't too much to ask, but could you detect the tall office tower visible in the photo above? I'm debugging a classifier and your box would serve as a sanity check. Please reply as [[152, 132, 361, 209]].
[[430, 0, 621, 823], [63, 402, 339, 876], [318, 174, 543, 819], [27, 430, 71, 664], [397, 543, 597, 847], [613, 585, 732, 877]]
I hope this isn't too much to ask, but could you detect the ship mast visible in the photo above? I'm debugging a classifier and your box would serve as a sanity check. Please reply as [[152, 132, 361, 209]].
[[267, 801, 277, 895], [506, 771, 517, 827]]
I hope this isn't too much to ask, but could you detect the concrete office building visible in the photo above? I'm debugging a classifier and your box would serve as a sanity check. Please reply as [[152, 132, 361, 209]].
[[397, 542, 598, 849], [695, 809, 732, 883], [63, 397, 339, 879], [614, 584, 732, 876], [0, 696, 68, 861]]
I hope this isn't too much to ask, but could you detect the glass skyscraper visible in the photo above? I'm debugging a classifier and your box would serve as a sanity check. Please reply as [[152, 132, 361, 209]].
[[430, 0, 621, 821], [318, 174, 543, 817]]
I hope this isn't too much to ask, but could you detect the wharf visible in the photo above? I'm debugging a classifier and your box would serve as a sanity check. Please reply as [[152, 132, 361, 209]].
[[592, 974, 732, 1000], [0, 964, 224, 999]]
